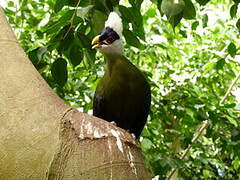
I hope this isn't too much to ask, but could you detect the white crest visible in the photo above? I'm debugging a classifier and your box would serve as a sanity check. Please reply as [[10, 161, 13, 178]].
[[105, 12, 123, 36]]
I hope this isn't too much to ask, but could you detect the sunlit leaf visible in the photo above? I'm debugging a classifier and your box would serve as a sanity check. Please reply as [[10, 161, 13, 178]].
[[161, 0, 185, 17], [226, 115, 238, 127], [76, 5, 94, 20], [233, 158, 240, 170], [141, 138, 153, 149], [224, 103, 236, 108]]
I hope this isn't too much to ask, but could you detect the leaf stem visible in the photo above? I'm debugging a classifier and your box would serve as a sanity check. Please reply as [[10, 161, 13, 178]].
[[63, 0, 81, 39]]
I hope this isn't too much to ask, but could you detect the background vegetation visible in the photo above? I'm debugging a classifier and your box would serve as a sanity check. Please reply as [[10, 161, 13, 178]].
[[2, 0, 240, 179]]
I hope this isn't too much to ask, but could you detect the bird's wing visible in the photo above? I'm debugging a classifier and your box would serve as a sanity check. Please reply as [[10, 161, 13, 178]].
[[93, 91, 106, 119]]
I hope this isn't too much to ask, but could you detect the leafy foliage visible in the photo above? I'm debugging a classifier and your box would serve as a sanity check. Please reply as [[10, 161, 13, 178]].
[[3, 0, 240, 179]]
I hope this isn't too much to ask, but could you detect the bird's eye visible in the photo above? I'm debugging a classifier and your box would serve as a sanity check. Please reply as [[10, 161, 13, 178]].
[[106, 36, 114, 44]]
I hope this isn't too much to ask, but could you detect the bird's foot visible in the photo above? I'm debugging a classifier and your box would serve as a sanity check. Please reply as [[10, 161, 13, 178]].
[[110, 121, 117, 126], [131, 133, 136, 139]]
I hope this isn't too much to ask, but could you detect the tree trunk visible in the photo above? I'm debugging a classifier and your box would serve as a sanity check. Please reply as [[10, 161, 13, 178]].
[[0, 7, 150, 180]]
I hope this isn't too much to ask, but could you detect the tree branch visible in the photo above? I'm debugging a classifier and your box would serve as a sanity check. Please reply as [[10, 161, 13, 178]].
[[0, 7, 150, 179], [220, 73, 240, 104]]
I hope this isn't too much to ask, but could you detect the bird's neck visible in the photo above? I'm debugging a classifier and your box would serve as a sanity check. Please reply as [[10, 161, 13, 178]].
[[104, 53, 124, 75]]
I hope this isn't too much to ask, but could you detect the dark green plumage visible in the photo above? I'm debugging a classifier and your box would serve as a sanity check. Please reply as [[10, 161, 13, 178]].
[[92, 12, 151, 138], [93, 54, 151, 138]]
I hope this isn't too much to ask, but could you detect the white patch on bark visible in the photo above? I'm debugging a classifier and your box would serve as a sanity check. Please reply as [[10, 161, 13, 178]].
[[85, 121, 93, 135], [110, 129, 123, 153], [78, 115, 85, 139], [108, 138, 113, 180], [127, 146, 138, 179], [93, 127, 102, 138], [79, 116, 112, 139]]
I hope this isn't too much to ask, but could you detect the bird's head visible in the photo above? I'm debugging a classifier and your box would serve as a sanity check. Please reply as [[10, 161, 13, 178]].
[[92, 12, 123, 55]]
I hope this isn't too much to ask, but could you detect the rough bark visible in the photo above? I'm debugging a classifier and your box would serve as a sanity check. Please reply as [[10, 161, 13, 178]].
[[0, 7, 150, 180]]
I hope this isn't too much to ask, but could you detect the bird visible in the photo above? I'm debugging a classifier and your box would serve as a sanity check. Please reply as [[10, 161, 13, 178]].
[[91, 12, 151, 138]]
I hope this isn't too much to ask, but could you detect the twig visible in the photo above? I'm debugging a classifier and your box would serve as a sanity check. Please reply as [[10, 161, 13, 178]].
[[63, 0, 81, 39], [220, 73, 240, 104], [166, 120, 209, 180], [166, 72, 240, 180]]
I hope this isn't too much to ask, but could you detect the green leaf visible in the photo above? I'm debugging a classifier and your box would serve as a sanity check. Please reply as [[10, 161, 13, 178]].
[[69, 46, 83, 67], [105, 0, 119, 11], [203, 169, 213, 179], [28, 48, 39, 63], [236, 18, 240, 31], [141, 138, 153, 149], [90, 10, 107, 35], [28, 47, 48, 70], [129, 7, 145, 40], [129, 6, 143, 27], [215, 59, 225, 70], [233, 0, 240, 3], [44, 10, 74, 34], [230, 4, 238, 18], [161, 0, 185, 17], [84, 49, 96, 65], [37, 47, 47, 60], [146, 7, 156, 17], [57, 26, 74, 54], [28, 48, 48, 70], [54, 0, 68, 13], [129, 0, 143, 8], [191, 21, 199, 30], [8, 1, 15, 7], [123, 29, 142, 49], [196, 0, 210, 5], [157, 0, 163, 14], [76, 33, 91, 48], [202, 14, 208, 28], [227, 42, 237, 57], [169, 12, 183, 29], [226, 115, 238, 127], [183, 0, 196, 20], [179, 30, 187, 37], [51, 58, 68, 87], [76, 5, 94, 20], [203, 62, 215, 74], [224, 103, 236, 108], [93, 1, 109, 12], [119, 6, 134, 23], [233, 158, 240, 170]]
